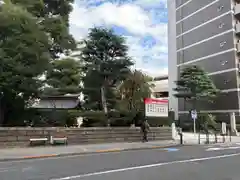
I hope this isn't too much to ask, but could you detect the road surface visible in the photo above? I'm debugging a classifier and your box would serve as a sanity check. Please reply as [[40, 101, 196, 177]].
[[1, 144, 240, 180]]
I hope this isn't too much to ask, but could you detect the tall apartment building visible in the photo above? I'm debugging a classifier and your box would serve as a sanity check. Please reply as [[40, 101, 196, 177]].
[[168, 0, 240, 122]]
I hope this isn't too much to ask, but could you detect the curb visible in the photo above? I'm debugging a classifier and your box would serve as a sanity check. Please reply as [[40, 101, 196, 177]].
[[0, 143, 181, 162]]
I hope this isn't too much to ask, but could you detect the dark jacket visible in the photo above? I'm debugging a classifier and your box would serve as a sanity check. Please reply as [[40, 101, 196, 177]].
[[141, 121, 150, 133]]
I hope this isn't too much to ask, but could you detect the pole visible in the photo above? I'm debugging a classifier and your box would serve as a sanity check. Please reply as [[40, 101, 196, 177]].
[[215, 133, 217, 143], [193, 118, 196, 134], [230, 129, 232, 142], [198, 130, 201, 144], [191, 110, 197, 134], [180, 132, 183, 145], [178, 128, 183, 145]]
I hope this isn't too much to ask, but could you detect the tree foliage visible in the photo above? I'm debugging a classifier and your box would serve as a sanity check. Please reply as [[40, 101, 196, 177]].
[[198, 113, 217, 132], [0, 3, 51, 125], [44, 58, 82, 95], [11, 0, 76, 58], [174, 65, 219, 110], [81, 69, 114, 111], [116, 70, 154, 113], [0, 0, 75, 125], [80, 27, 133, 112]]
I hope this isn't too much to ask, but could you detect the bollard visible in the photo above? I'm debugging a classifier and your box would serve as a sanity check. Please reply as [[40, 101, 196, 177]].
[[178, 128, 183, 145], [206, 133, 209, 144], [180, 133, 183, 144], [230, 130, 232, 142], [198, 132, 201, 144]]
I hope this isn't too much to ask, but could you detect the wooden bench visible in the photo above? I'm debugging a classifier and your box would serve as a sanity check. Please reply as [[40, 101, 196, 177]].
[[50, 136, 68, 145], [29, 138, 48, 146]]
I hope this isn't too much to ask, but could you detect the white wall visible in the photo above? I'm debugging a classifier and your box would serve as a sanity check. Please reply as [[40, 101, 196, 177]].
[[33, 99, 79, 109], [168, 0, 178, 119], [151, 79, 168, 92]]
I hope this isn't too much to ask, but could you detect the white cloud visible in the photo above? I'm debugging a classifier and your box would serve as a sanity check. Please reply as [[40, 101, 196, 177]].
[[140, 67, 168, 77], [69, 0, 168, 76], [125, 35, 167, 69], [70, 2, 158, 36]]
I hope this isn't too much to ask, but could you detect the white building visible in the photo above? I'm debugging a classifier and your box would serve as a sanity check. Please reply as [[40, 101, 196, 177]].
[[150, 75, 168, 99], [32, 94, 81, 109]]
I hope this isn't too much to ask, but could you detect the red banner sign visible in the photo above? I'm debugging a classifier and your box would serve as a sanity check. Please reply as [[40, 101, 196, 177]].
[[144, 98, 168, 117]]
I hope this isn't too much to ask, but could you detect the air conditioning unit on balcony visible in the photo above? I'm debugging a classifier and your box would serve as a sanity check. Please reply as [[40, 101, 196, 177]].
[[237, 43, 240, 53], [236, 23, 240, 35]]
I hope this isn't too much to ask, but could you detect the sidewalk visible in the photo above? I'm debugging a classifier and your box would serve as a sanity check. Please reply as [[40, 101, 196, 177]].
[[0, 140, 178, 162]]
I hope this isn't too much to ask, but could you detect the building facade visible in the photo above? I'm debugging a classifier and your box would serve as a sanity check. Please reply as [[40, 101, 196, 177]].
[[168, 0, 240, 122], [32, 94, 80, 109], [151, 75, 168, 98]]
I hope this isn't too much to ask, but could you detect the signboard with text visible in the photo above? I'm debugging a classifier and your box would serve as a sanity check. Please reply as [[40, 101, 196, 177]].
[[144, 98, 168, 117]]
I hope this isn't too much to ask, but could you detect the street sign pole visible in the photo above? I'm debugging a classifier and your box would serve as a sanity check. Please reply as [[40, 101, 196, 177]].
[[193, 117, 196, 134], [191, 110, 197, 134]]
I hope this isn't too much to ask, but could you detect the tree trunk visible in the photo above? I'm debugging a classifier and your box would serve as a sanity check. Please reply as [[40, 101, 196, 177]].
[[100, 85, 109, 126]]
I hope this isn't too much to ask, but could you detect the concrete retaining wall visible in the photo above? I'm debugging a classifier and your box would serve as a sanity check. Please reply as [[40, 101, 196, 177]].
[[0, 127, 172, 147]]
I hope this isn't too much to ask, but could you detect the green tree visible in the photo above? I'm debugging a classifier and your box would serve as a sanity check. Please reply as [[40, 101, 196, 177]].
[[116, 70, 153, 113], [80, 27, 133, 116], [174, 65, 220, 111], [0, 0, 75, 126], [0, 3, 50, 125], [44, 58, 82, 95], [113, 70, 154, 126], [199, 113, 217, 132], [11, 0, 76, 58]]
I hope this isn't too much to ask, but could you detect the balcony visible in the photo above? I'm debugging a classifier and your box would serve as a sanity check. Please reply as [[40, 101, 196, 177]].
[[235, 4, 240, 19]]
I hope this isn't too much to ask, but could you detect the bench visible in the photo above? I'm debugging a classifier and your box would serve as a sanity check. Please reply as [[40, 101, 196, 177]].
[[50, 136, 68, 145], [29, 138, 48, 146]]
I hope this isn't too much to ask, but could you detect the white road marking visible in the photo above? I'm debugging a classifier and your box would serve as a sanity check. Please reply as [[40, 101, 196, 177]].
[[0, 169, 13, 173], [206, 148, 221, 151], [0, 166, 33, 173], [51, 153, 240, 180], [206, 146, 240, 151], [22, 166, 34, 172], [227, 147, 240, 150]]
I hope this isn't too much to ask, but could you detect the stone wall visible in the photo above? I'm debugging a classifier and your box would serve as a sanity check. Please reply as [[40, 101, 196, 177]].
[[0, 127, 172, 147]]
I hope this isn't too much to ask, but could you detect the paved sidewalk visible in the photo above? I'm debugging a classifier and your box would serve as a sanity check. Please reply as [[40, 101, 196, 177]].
[[0, 140, 178, 161]]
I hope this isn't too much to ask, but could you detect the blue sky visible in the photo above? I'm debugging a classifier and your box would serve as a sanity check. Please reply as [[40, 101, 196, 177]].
[[69, 0, 168, 77]]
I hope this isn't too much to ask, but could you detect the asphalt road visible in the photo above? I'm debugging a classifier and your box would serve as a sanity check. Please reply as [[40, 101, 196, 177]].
[[1, 144, 240, 180]]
